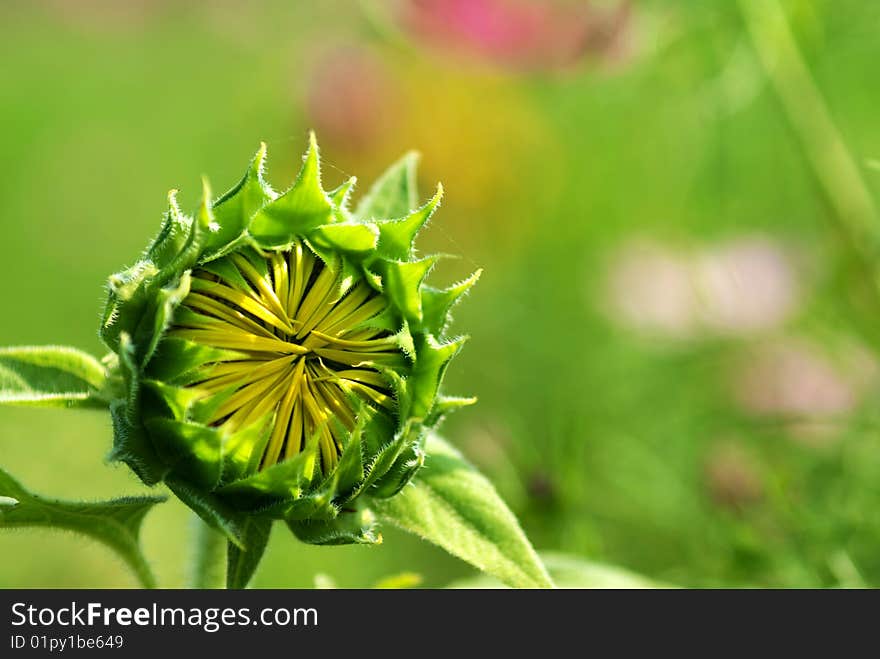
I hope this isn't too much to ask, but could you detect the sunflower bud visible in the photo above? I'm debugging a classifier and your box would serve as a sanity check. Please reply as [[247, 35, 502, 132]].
[[100, 134, 479, 545]]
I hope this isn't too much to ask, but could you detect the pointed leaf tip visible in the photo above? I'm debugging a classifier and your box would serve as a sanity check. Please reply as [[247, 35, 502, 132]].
[[421, 268, 482, 336], [377, 183, 444, 260], [203, 144, 274, 255], [355, 150, 422, 222], [249, 134, 332, 246], [198, 178, 215, 230], [330, 176, 357, 210], [167, 189, 180, 210], [410, 334, 469, 419]]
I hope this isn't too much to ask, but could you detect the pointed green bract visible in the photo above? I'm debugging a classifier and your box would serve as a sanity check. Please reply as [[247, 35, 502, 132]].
[[376, 184, 443, 260], [249, 133, 333, 246], [96, 134, 476, 563], [205, 143, 272, 256]]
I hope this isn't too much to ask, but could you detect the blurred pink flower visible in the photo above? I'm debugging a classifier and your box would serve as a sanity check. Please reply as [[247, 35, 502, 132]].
[[733, 340, 857, 419], [603, 235, 803, 339], [304, 45, 399, 153], [696, 236, 801, 334], [401, 0, 632, 72], [605, 241, 700, 339], [732, 339, 877, 446]]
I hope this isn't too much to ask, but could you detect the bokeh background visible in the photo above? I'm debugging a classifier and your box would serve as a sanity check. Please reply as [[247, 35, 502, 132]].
[[3, 0, 880, 588]]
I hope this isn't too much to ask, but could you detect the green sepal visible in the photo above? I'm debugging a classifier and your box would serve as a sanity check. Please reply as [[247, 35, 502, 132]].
[[146, 190, 189, 269], [205, 143, 273, 257], [370, 434, 427, 499], [141, 379, 203, 421], [197, 258, 254, 296], [421, 269, 482, 337], [282, 491, 336, 521], [227, 517, 272, 589], [376, 184, 443, 260], [355, 421, 425, 498], [311, 222, 379, 254], [132, 272, 190, 368], [287, 505, 380, 546], [354, 151, 419, 221], [329, 415, 367, 498], [101, 261, 159, 353], [378, 256, 440, 325], [410, 334, 469, 419], [217, 443, 318, 510], [425, 395, 479, 427], [329, 176, 357, 212], [371, 365, 412, 428], [144, 417, 222, 489], [108, 399, 168, 487], [165, 476, 248, 548], [249, 132, 332, 246], [158, 192, 209, 286], [219, 415, 274, 483]]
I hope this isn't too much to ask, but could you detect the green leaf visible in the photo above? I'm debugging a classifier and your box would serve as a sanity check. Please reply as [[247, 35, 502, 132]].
[[373, 434, 554, 589], [0, 346, 109, 408], [354, 151, 420, 221], [447, 552, 673, 589], [227, 518, 272, 589], [0, 466, 165, 588]]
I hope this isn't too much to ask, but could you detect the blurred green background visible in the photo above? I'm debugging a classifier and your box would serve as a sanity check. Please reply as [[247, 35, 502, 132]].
[[3, 0, 880, 588]]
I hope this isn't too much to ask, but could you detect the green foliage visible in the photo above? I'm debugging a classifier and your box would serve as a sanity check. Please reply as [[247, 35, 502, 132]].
[[375, 435, 554, 589], [0, 346, 110, 408], [448, 553, 671, 589], [0, 133, 549, 590], [0, 466, 164, 588]]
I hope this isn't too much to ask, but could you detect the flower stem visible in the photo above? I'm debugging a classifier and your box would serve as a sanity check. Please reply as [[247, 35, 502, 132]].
[[188, 513, 226, 589]]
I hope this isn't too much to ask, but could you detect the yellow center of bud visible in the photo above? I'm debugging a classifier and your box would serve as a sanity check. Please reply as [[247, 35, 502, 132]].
[[168, 242, 404, 473]]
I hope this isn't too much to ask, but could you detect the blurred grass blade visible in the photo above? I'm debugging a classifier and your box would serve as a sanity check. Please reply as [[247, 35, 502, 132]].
[[0, 466, 165, 588], [0, 346, 110, 408], [739, 0, 878, 258], [373, 434, 555, 589], [226, 518, 272, 589]]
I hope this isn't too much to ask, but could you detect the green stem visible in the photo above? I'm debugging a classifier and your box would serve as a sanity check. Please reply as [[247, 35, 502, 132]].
[[739, 0, 878, 243], [188, 513, 226, 589], [739, 0, 880, 342]]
